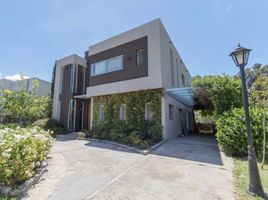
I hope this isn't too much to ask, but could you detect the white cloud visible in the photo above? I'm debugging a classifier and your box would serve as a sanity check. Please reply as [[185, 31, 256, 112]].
[[4, 74, 30, 81]]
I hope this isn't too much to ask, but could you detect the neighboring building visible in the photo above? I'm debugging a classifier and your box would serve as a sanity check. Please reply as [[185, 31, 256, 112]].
[[0, 77, 51, 123], [52, 19, 194, 139], [0, 77, 51, 96]]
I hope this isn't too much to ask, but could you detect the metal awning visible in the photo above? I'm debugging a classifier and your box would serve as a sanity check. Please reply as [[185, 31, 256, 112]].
[[166, 87, 194, 107]]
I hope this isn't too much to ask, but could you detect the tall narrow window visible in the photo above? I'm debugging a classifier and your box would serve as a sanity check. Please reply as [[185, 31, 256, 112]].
[[136, 49, 144, 66], [70, 64, 78, 93], [119, 104, 126, 120], [170, 48, 174, 86], [176, 58, 179, 87], [145, 103, 153, 121], [82, 67, 86, 94], [67, 99, 76, 131], [169, 104, 174, 120], [181, 74, 185, 87], [60, 67, 64, 94], [99, 105, 104, 121]]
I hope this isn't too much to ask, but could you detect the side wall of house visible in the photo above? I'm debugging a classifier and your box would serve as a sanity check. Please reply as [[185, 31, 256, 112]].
[[159, 22, 192, 89], [161, 94, 194, 139]]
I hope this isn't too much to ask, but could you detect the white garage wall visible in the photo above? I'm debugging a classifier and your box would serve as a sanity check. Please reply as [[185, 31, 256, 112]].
[[161, 94, 193, 139]]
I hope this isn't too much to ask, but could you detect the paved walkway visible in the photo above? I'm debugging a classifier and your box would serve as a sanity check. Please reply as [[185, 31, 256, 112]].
[[24, 134, 234, 200]]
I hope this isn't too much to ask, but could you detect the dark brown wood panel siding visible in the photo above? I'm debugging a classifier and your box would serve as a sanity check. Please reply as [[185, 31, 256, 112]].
[[87, 36, 148, 86]]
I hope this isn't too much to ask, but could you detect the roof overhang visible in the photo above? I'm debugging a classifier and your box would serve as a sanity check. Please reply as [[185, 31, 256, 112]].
[[166, 87, 194, 108]]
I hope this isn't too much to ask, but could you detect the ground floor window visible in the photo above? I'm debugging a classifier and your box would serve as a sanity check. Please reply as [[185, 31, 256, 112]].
[[99, 105, 104, 121], [169, 104, 174, 120], [68, 99, 76, 130], [145, 103, 153, 121], [119, 104, 126, 120]]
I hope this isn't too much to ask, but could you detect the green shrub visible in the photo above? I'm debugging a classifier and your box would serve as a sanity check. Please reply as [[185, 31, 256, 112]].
[[0, 123, 19, 129], [31, 118, 67, 136], [216, 107, 267, 157], [91, 121, 113, 139], [148, 124, 162, 143], [90, 119, 161, 149], [0, 127, 53, 186]]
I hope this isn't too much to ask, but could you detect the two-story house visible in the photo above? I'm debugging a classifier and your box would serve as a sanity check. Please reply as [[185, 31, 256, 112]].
[[52, 19, 194, 139]]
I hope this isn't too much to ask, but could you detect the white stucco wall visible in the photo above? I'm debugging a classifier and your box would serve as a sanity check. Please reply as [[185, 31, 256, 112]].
[[0, 78, 51, 96], [0, 79, 12, 90], [52, 54, 86, 121], [86, 19, 163, 97], [159, 22, 192, 89], [161, 94, 193, 139], [84, 19, 194, 138]]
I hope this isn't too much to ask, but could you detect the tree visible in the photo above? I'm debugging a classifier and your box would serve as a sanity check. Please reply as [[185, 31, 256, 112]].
[[48, 61, 56, 117], [236, 63, 268, 90], [0, 78, 50, 125], [250, 76, 268, 168], [193, 75, 242, 117]]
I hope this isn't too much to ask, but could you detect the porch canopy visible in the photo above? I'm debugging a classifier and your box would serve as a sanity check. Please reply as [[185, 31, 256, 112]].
[[166, 87, 194, 108]]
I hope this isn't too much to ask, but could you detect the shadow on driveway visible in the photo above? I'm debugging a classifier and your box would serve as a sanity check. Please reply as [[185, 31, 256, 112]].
[[152, 133, 223, 166], [56, 133, 223, 166]]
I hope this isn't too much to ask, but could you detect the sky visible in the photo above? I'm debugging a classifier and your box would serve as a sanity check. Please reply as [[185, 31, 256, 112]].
[[0, 0, 267, 82]]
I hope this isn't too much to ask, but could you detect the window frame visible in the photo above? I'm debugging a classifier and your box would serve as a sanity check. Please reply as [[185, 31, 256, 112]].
[[136, 48, 144, 67], [119, 104, 127, 121], [169, 104, 174, 120], [170, 48, 174, 86], [145, 103, 153, 121], [181, 74, 185, 87], [91, 55, 124, 76], [99, 105, 105, 121]]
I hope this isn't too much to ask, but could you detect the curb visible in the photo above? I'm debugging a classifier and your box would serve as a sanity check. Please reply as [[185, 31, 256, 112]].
[[57, 134, 167, 155]]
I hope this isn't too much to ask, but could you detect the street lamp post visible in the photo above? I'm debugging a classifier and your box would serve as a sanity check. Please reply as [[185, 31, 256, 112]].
[[230, 44, 264, 197]]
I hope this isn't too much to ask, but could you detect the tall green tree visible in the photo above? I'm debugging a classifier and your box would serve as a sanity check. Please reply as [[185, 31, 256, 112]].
[[250, 75, 268, 168], [193, 75, 242, 117], [236, 63, 268, 89], [0, 79, 50, 125], [48, 61, 56, 117]]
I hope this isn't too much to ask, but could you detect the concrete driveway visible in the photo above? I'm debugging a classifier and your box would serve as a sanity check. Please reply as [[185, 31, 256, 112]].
[[24, 134, 234, 200]]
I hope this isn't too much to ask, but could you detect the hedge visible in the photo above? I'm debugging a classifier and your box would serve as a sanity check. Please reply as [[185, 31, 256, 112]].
[[0, 127, 53, 186], [91, 89, 163, 149], [216, 107, 267, 157]]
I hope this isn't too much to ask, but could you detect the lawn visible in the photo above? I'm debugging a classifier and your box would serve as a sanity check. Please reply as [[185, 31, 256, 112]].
[[234, 158, 268, 200]]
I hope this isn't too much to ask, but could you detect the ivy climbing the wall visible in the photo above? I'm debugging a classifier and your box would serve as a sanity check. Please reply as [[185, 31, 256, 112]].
[[90, 88, 163, 149]]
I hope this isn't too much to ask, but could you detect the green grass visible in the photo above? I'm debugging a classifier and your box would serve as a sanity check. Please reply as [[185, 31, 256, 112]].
[[234, 158, 268, 200]]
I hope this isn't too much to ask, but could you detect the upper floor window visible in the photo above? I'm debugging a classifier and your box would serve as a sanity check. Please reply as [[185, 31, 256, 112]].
[[176, 58, 179, 87], [136, 49, 144, 66], [91, 55, 123, 76], [181, 74, 185, 87], [59, 67, 64, 94], [119, 104, 126, 120], [70, 64, 78, 93], [170, 48, 174, 86]]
